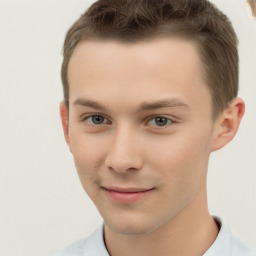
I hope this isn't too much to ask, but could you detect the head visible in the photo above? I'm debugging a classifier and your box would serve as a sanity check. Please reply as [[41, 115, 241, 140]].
[[60, 0, 244, 236], [61, 0, 240, 119]]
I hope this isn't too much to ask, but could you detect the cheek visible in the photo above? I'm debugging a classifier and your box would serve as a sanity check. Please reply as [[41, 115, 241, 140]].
[[146, 132, 211, 211], [148, 130, 211, 184], [69, 133, 108, 199], [69, 131, 107, 177]]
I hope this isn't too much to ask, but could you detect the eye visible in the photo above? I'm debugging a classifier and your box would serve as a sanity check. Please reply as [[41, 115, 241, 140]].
[[83, 115, 109, 125], [148, 116, 173, 127]]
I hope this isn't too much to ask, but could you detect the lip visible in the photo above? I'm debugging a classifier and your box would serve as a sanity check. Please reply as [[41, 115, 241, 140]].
[[102, 186, 154, 203], [103, 186, 152, 193]]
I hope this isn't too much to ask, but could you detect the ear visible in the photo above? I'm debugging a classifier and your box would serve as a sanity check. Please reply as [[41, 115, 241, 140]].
[[210, 97, 245, 152], [60, 101, 72, 151]]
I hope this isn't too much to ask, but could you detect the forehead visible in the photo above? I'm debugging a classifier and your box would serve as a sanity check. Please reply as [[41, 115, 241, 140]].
[[69, 37, 204, 80], [68, 37, 211, 114]]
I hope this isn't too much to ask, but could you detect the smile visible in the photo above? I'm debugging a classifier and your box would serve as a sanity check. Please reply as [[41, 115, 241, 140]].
[[102, 187, 154, 204]]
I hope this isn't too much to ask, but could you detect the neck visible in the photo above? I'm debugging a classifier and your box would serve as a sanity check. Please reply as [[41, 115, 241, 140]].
[[104, 185, 219, 256]]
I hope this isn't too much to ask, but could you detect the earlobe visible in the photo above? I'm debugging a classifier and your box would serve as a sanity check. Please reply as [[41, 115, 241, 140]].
[[59, 101, 72, 151], [211, 97, 245, 152]]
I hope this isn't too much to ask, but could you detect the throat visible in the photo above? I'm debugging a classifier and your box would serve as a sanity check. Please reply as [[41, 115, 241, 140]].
[[104, 213, 219, 256]]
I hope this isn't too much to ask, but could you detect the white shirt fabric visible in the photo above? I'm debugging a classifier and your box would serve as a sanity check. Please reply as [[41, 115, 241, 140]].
[[54, 216, 256, 256]]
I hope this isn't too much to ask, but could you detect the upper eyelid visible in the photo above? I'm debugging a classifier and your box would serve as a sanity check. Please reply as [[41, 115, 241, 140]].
[[81, 114, 177, 127], [80, 112, 178, 120], [80, 112, 110, 120]]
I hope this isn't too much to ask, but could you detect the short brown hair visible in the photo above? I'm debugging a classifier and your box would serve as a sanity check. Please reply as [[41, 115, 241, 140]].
[[61, 0, 239, 119]]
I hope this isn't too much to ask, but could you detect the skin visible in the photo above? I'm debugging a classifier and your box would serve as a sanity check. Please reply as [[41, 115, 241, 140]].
[[247, 0, 256, 17], [60, 38, 245, 256]]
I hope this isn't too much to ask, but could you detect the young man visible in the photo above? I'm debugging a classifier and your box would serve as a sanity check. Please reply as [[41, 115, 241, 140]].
[[57, 0, 256, 255]]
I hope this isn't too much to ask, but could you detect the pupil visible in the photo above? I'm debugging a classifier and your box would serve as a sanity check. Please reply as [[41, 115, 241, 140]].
[[155, 117, 167, 126], [92, 115, 104, 124]]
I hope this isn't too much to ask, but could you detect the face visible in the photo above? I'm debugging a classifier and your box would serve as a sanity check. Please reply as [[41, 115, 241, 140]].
[[62, 38, 217, 236]]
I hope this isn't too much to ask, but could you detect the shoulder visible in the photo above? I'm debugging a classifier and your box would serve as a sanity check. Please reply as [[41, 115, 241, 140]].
[[54, 237, 86, 256], [229, 231, 256, 256], [53, 223, 109, 256], [204, 216, 256, 256]]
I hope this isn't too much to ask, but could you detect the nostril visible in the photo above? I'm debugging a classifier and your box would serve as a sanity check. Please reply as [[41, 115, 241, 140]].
[[104, 135, 143, 172], [105, 154, 143, 173]]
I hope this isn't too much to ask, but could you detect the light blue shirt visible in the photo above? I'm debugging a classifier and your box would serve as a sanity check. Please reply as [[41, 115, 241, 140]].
[[54, 216, 256, 256]]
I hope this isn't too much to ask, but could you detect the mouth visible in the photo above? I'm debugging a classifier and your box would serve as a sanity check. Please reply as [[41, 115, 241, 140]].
[[103, 186, 153, 193], [102, 186, 154, 204]]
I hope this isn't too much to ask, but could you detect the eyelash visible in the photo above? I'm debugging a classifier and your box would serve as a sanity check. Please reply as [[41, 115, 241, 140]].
[[81, 114, 176, 128]]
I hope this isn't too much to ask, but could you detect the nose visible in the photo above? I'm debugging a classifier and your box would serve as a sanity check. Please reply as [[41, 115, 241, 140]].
[[104, 126, 143, 173]]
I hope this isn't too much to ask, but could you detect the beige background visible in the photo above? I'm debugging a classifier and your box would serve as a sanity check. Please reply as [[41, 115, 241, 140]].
[[0, 0, 255, 255]]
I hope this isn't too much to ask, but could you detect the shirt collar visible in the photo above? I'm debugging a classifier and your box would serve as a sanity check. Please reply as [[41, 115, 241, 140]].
[[82, 216, 244, 256], [203, 215, 231, 255], [82, 223, 109, 256]]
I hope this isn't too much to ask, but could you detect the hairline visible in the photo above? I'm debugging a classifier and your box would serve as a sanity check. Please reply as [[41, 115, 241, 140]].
[[63, 32, 230, 122]]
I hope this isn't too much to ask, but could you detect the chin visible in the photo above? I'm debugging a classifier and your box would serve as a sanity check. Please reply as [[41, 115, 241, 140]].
[[103, 212, 165, 236], [107, 221, 155, 236]]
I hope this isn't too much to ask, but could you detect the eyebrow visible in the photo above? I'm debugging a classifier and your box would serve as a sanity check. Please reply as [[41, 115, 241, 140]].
[[73, 97, 190, 113]]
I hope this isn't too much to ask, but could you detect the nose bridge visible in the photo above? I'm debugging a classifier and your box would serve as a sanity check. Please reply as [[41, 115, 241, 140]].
[[104, 123, 143, 172]]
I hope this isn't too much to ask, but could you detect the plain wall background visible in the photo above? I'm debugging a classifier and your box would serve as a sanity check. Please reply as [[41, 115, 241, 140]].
[[0, 0, 255, 255]]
